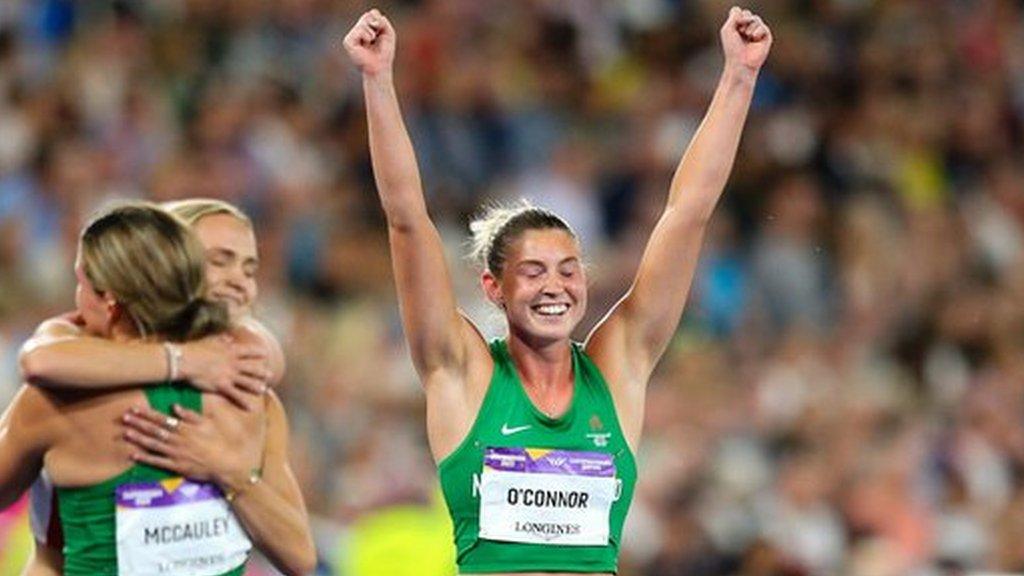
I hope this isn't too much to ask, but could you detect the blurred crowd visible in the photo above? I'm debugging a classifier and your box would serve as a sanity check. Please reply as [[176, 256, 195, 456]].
[[2, 0, 1024, 574]]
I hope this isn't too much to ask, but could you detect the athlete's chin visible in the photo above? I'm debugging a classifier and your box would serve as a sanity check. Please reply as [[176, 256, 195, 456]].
[[214, 299, 249, 321], [227, 302, 248, 320], [525, 318, 578, 343]]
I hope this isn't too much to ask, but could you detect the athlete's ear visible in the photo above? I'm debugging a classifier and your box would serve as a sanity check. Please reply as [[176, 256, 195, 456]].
[[481, 270, 504, 309], [105, 297, 123, 327]]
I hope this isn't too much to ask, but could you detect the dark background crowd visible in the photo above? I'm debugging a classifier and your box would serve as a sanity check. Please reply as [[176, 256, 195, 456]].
[[1, 0, 1023, 574]]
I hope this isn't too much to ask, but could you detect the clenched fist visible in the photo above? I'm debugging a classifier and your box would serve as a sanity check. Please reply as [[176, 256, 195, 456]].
[[343, 9, 396, 78], [721, 7, 772, 73]]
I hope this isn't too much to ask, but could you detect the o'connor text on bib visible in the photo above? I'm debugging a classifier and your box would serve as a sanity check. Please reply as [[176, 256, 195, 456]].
[[478, 447, 620, 546]]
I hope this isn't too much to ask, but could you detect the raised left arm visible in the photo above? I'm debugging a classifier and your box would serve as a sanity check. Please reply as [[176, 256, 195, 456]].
[[588, 8, 771, 402]]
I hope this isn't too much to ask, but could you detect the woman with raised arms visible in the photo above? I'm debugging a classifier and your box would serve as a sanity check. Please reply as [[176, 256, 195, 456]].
[[343, 6, 771, 575]]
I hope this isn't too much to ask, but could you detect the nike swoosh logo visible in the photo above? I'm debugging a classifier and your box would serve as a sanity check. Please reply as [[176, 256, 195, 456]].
[[501, 424, 532, 436]]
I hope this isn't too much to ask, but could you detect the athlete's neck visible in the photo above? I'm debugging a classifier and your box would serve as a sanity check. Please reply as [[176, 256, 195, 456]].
[[108, 318, 141, 342], [506, 334, 573, 392]]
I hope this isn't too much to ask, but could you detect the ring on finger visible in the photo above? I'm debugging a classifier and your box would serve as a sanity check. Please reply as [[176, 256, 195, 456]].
[[165, 416, 180, 431]]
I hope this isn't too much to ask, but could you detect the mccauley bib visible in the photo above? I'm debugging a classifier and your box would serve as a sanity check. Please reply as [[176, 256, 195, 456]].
[[115, 478, 250, 575], [56, 383, 250, 576]]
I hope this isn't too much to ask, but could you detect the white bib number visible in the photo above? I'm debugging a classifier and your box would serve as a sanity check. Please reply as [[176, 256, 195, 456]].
[[116, 478, 251, 576], [478, 447, 618, 546]]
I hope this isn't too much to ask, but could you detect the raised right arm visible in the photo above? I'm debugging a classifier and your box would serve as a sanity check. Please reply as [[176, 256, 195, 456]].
[[345, 10, 481, 379]]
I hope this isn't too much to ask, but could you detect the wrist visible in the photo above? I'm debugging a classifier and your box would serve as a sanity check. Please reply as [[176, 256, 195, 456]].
[[218, 466, 263, 503], [175, 342, 199, 383], [721, 62, 759, 87], [362, 69, 395, 89], [162, 342, 183, 382]]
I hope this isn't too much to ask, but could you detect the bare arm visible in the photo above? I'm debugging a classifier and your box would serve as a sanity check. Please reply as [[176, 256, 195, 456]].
[[22, 543, 64, 576], [344, 10, 483, 380], [240, 316, 286, 386], [587, 8, 771, 440], [19, 316, 164, 388], [19, 315, 273, 409], [217, 395, 315, 576], [0, 386, 52, 509]]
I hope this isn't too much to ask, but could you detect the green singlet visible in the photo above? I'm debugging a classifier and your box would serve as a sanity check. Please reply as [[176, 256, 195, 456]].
[[438, 340, 638, 574], [55, 384, 246, 576]]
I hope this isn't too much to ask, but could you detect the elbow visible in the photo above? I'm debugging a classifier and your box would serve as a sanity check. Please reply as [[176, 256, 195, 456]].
[[18, 347, 52, 386], [298, 550, 318, 576], [382, 202, 432, 236], [672, 203, 716, 228], [266, 533, 317, 576], [296, 541, 319, 576], [386, 217, 418, 236], [280, 547, 318, 576]]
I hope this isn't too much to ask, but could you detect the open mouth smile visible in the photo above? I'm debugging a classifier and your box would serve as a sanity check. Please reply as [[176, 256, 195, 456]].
[[212, 292, 246, 307], [531, 303, 570, 317]]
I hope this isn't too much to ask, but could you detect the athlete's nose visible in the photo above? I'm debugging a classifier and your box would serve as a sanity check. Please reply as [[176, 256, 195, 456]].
[[541, 275, 565, 296], [224, 267, 247, 295]]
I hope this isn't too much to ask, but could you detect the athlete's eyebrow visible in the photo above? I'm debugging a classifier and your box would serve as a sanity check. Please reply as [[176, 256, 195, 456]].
[[208, 247, 259, 267], [515, 257, 579, 267], [515, 260, 546, 272]]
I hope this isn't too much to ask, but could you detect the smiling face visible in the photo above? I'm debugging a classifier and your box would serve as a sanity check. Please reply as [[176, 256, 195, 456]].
[[483, 228, 587, 345], [191, 213, 258, 321]]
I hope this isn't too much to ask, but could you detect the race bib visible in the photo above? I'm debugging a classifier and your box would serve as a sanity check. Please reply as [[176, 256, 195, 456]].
[[478, 447, 618, 546], [115, 478, 251, 576]]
